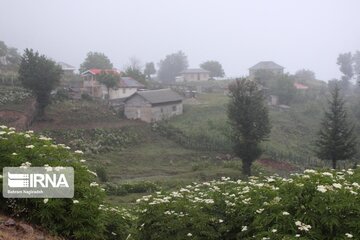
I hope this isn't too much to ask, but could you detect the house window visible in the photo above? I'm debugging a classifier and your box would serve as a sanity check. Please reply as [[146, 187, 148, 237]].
[[172, 106, 177, 112]]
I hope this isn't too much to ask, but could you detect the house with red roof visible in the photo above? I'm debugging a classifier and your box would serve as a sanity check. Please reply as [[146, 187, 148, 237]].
[[294, 82, 309, 90]]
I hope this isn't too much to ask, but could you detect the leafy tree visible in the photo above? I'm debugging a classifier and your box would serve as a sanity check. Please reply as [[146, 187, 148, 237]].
[[144, 62, 156, 80], [96, 71, 120, 101], [294, 69, 316, 83], [315, 84, 357, 169], [337, 52, 354, 90], [200, 60, 225, 78], [271, 74, 296, 105], [124, 67, 146, 85], [0, 40, 21, 72], [353, 51, 360, 84], [227, 78, 271, 176], [158, 51, 188, 83], [18, 49, 63, 119], [252, 69, 279, 87], [79, 52, 113, 73]]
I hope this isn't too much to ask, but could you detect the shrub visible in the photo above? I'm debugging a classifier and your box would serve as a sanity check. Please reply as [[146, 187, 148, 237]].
[[105, 182, 159, 196], [96, 165, 109, 182], [135, 168, 360, 239], [81, 93, 93, 101], [0, 126, 133, 239], [42, 128, 140, 154]]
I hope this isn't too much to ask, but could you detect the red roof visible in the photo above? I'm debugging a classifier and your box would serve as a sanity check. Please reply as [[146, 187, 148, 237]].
[[294, 82, 309, 90], [81, 68, 120, 75]]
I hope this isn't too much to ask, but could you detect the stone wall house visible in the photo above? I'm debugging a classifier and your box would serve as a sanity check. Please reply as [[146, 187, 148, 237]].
[[249, 61, 284, 79], [124, 89, 183, 122], [177, 68, 210, 82]]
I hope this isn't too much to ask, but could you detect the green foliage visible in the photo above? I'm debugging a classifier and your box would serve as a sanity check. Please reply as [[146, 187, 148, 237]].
[[135, 168, 360, 240], [227, 78, 271, 175], [0, 40, 21, 72], [79, 52, 113, 73], [294, 69, 316, 84], [158, 51, 188, 83], [153, 122, 229, 152], [0, 126, 133, 239], [144, 62, 156, 80], [96, 165, 109, 182], [124, 66, 146, 85], [316, 84, 357, 168], [270, 74, 296, 105], [200, 60, 225, 78], [18, 49, 63, 118], [43, 128, 140, 154], [337, 52, 354, 82], [105, 182, 159, 196], [96, 71, 120, 99], [0, 86, 32, 104]]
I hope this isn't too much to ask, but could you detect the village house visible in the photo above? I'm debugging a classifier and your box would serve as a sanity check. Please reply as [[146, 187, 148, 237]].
[[58, 62, 77, 74], [81, 69, 144, 100], [81, 68, 120, 98], [249, 61, 284, 79], [176, 68, 210, 82], [124, 89, 183, 122]]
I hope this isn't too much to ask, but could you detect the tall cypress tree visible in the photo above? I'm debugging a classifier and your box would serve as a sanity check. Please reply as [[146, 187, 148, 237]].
[[227, 78, 271, 176], [315, 84, 357, 169]]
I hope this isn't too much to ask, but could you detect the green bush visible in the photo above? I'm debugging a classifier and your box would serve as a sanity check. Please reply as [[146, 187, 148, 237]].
[[0, 126, 133, 239], [105, 181, 159, 196], [42, 128, 139, 154], [135, 168, 360, 239], [96, 165, 109, 182], [0, 86, 32, 104]]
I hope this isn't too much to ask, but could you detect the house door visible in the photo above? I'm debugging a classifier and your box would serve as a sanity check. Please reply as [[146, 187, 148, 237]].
[[137, 109, 141, 119]]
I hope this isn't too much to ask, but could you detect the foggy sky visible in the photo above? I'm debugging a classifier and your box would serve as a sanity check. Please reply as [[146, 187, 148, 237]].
[[1, 0, 360, 80]]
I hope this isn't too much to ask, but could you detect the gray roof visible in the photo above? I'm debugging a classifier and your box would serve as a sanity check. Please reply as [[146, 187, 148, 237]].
[[120, 77, 145, 88], [129, 89, 183, 105], [58, 62, 76, 70], [180, 68, 210, 74], [249, 61, 284, 70]]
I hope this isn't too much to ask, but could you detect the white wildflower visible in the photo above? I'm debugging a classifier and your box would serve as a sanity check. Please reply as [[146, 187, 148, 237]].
[[317, 185, 327, 193], [256, 208, 264, 214], [345, 233, 353, 238], [187, 233, 192, 237], [241, 226, 248, 232], [90, 182, 99, 187], [25, 145, 35, 149], [282, 211, 290, 215], [73, 200, 79, 204], [74, 150, 84, 154], [43, 198, 49, 204]]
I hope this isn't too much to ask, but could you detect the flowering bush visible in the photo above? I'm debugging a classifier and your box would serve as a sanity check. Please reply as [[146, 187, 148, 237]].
[[43, 128, 140, 154], [0, 86, 32, 104], [0, 126, 133, 239], [135, 169, 360, 239]]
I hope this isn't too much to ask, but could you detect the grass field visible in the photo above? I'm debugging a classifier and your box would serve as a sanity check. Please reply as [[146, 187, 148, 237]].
[[168, 93, 326, 167]]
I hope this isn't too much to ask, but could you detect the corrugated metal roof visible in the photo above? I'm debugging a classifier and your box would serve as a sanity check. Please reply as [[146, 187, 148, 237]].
[[129, 89, 183, 105], [180, 68, 210, 74], [249, 61, 284, 70], [81, 68, 120, 75], [120, 77, 145, 88], [58, 62, 76, 70]]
